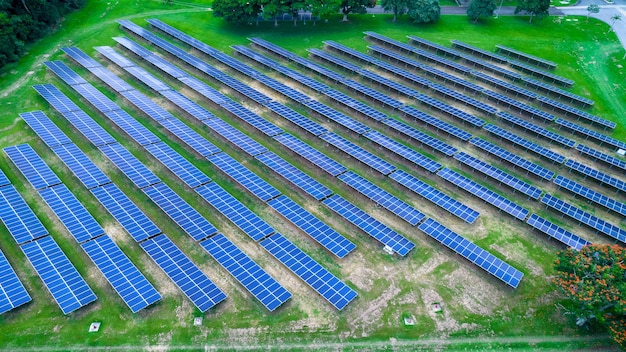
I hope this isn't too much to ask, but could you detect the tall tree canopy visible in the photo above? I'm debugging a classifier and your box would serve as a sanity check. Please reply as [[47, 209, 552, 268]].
[[381, 0, 410, 22], [553, 244, 626, 349], [212, 0, 262, 24], [466, 0, 495, 22], [340, 0, 375, 21], [408, 0, 440, 23], [514, 0, 549, 23]]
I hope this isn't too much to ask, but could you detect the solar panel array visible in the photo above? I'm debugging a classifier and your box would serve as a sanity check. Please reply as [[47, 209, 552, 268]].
[[483, 124, 566, 164], [526, 214, 589, 251], [537, 96, 610, 128], [496, 45, 557, 69], [362, 131, 441, 173], [564, 159, 626, 193], [554, 175, 626, 216], [497, 111, 575, 148], [509, 60, 574, 87], [529, 80, 594, 108], [576, 144, 626, 172], [0, 248, 31, 314], [320, 133, 397, 175], [556, 119, 626, 151], [0, 186, 49, 245]]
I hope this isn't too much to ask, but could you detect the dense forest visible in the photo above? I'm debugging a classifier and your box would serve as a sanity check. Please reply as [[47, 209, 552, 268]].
[[0, 0, 85, 67]]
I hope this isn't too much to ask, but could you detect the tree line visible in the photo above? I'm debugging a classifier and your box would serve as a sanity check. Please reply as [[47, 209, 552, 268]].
[[0, 0, 85, 67]]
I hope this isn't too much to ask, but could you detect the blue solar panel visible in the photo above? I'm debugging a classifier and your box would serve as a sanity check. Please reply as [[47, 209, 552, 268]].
[[460, 53, 521, 80], [0, 169, 9, 188], [44, 61, 88, 86], [39, 185, 105, 243], [576, 144, 626, 172], [338, 171, 425, 226], [143, 182, 218, 241], [541, 193, 626, 244], [323, 89, 389, 122], [418, 218, 523, 288], [535, 88, 598, 114], [381, 118, 457, 156], [323, 194, 415, 256], [308, 48, 363, 73], [158, 118, 222, 157], [406, 36, 463, 59], [437, 168, 529, 221], [95, 45, 137, 68], [62, 110, 118, 147], [0, 186, 48, 244], [320, 133, 397, 175], [398, 105, 472, 141], [202, 118, 268, 157], [265, 101, 328, 136], [140, 233, 227, 311], [497, 111, 575, 148], [564, 159, 626, 193], [303, 100, 371, 135], [195, 182, 275, 242], [207, 153, 281, 202], [554, 175, 626, 217], [51, 144, 111, 190], [363, 131, 441, 173], [256, 152, 332, 201], [20, 111, 73, 148], [219, 101, 285, 138], [61, 47, 101, 68], [102, 109, 162, 147], [0, 248, 31, 314], [556, 119, 626, 151], [483, 90, 555, 122], [268, 195, 356, 258], [33, 84, 82, 114], [509, 60, 574, 86], [199, 233, 291, 311], [90, 183, 161, 242], [4, 144, 62, 190], [273, 133, 347, 177], [21, 236, 97, 314], [120, 90, 173, 121], [483, 124, 565, 164], [159, 90, 217, 122], [178, 76, 229, 105], [451, 40, 509, 63], [71, 82, 122, 113], [81, 235, 161, 313], [421, 85, 495, 119], [260, 233, 358, 310], [469, 138, 554, 181], [470, 71, 537, 100], [99, 143, 161, 189], [454, 152, 543, 200], [526, 213, 590, 251], [341, 79, 404, 109], [145, 142, 211, 189], [389, 170, 479, 224], [496, 45, 557, 69]]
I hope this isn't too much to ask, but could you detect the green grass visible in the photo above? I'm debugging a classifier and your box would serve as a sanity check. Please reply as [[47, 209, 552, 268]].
[[0, 1, 624, 350]]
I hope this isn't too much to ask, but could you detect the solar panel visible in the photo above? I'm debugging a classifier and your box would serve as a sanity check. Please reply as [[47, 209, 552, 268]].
[[470, 71, 537, 100], [39, 185, 105, 243], [273, 133, 347, 177], [51, 144, 111, 190], [260, 233, 358, 310], [120, 90, 173, 121], [537, 96, 607, 128], [418, 218, 523, 288], [437, 168, 529, 221], [320, 133, 397, 175], [44, 61, 88, 86], [363, 130, 441, 173], [482, 90, 555, 122], [61, 46, 101, 68], [21, 236, 97, 314], [530, 81, 595, 108], [450, 40, 509, 63], [0, 248, 31, 314], [564, 159, 626, 193], [90, 183, 161, 242], [423, 85, 495, 118], [159, 90, 217, 121], [102, 109, 161, 146], [496, 45, 557, 69], [381, 118, 457, 156], [0, 186, 48, 244], [323, 194, 415, 256], [33, 83, 82, 114], [509, 60, 574, 87], [98, 143, 161, 189], [140, 233, 226, 312], [406, 36, 463, 59], [338, 171, 425, 226], [143, 182, 218, 242], [62, 110, 118, 147], [0, 169, 9, 188], [265, 101, 328, 136], [341, 79, 404, 109], [256, 152, 332, 201], [308, 48, 363, 73], [179, 76, 229, 105], [95, 45, 138, 68], [145, 142, 211, 189], [20, 111, 73, 148], [526, 214, 590, 251], [195, 182, 275, 242], [268, 195, 356, 258], [207, 153, 281, 202], [81, 235, 161, 313], [302, 100, 371, 135], [199, 233, 291, 311], [323, 89, 389, 122], [483, 124, 565, 164], [389, 170, 479, 224], [460, 54, 522, 80], [541, 193, 626, 244], [497, 111, 575, 148], [158, 118, 222, 157], [113, 36, 155, 59], [454, 152, 542, 200], [398, 105, 473, 141], [576, 144, 626, 172], [202, 118, 268, 157], [4, 144, 62, 190], [554, 175, 626, 216], [555, 119, 626, 151], [469, 138, 555, 181], [219, 101, 283, 137]]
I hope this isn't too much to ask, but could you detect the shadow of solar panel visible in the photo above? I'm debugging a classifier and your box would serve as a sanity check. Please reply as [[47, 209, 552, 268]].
[[338, 171, 425, 226], [268, 195, 356, 258], [140, 234, 226, 312], [82, 235, 161, 313], [381, 118, 457, 156], [90, 183, 161, 242], [39, 185, 105, 243], [260, 233, 357, 310], [323, 194, 415, 256], [20, 111, 73, 149], [0, 249, 31, 314], [526, 214, 590, 251], [265, 101, 328, 136], [418, 218, 523, 288], [273, 133, 346, 177], [145, 142, 211, 189], [102, 109, 161, 146], [22, 236, 97, 314], [363, 131, 441, 172], [51, 144, 111, 190], [195, 182, 275, 241], [0, 186, 48, 244], [554, 175, 626, 216], [200, 233, 291, 311], [564, 160, 626, 192], [4, 144, 62, 190], [320, 133, 396, 175], [143, 182, 217, 241], [99, 143, 161, 189], [256, 152, 332, 201], [202, 118, 268, 157]]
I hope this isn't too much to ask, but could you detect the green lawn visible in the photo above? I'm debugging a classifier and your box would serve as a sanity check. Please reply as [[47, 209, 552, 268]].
[[0, 1, 624, 350]]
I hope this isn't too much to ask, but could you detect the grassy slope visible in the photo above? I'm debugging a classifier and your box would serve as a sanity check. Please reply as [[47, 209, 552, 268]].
[[0, 1, 624, 350]]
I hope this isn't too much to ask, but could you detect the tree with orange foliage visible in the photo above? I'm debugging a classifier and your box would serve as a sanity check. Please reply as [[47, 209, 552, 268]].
[[553, 244, 626, 349]]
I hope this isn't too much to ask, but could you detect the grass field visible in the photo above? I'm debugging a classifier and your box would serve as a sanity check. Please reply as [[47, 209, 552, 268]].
[[0, 0, 625, 350]]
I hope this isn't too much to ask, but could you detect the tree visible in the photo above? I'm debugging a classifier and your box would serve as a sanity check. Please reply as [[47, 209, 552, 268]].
[[607, 14, 622, 34], [381, 0, 410, 22], [339, 0, 375, 21], [306, 0, 341, 24], [408, 0, 440, 23], [212, 0, 262, 24], [262, 0, 291, 26], [514, 0, 550, 23], [553, 244, 626, 349], [466, 0, 495, 22], [586, 4, 599, 22]]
